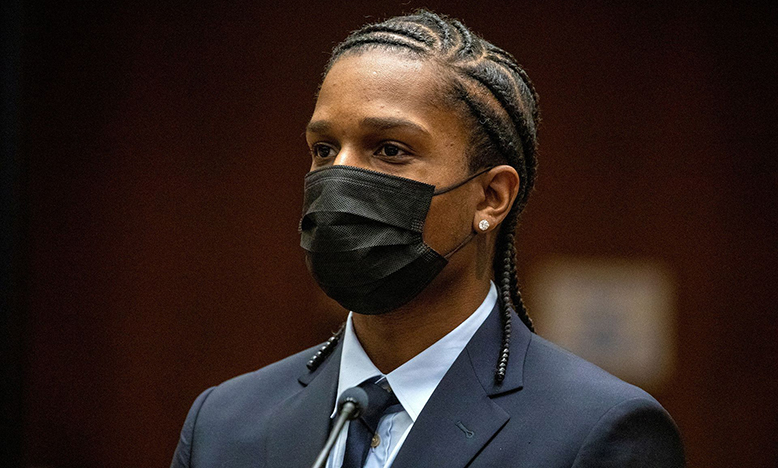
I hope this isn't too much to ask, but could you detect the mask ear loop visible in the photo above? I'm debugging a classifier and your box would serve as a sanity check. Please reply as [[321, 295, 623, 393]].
[[443, 230, 477, 259], [432, 166, 495, 196], [434, 166, 495, 260]]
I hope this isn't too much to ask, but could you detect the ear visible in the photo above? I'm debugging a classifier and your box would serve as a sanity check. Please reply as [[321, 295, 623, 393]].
[[472, 165, 520, 233]]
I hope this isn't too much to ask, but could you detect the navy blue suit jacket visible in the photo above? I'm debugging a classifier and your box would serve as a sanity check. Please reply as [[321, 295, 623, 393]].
[[171, 304, 684, 467]]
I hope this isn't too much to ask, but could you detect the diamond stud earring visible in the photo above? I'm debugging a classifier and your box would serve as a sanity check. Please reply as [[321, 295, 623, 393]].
[[478, 219, 490, 231]]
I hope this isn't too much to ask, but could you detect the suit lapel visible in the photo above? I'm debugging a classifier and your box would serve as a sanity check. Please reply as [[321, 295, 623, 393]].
[[391, 304, 532, 468], [390, 352, 510, 468], [265, 343, 342, 468]]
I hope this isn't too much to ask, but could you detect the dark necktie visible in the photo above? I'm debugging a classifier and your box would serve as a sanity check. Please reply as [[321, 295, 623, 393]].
[[341, 377, 402, 468]]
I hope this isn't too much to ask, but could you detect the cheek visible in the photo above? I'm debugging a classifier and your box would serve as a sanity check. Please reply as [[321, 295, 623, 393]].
[[422, 187, 477, 253]]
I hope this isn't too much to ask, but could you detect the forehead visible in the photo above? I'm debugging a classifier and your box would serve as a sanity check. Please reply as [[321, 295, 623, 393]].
[[313, 50, 457, 128]]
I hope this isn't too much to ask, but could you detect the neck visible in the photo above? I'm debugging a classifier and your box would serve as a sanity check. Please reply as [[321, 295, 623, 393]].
[[351, 249, 492, 373]]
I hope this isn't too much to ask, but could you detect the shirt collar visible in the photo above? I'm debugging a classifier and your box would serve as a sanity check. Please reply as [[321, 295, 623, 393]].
[[333, 281, 497, 421]]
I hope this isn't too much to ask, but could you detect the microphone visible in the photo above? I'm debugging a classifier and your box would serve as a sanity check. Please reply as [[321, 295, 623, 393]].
[[310, 386, 369, 468]]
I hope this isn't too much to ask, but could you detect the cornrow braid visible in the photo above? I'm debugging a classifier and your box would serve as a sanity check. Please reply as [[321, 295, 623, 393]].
[[358, 23, 436, 47], [310, 10, 540, 383], [452, 20, 481, 57], [410, 12, 452, 50]]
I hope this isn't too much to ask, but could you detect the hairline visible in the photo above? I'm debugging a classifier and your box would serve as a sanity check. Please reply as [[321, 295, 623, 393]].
[[322, 45, 503, 175]]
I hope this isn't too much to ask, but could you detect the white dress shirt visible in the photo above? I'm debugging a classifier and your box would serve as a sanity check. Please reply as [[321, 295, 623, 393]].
[[325, 282, 497, 468]]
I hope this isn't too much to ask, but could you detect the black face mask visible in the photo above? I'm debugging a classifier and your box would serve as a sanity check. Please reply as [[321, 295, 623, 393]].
[[299, 165, 491, 315]]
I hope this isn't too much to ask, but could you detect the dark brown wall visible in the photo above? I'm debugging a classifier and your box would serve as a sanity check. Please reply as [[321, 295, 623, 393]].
[[17, 1, 776, 467]]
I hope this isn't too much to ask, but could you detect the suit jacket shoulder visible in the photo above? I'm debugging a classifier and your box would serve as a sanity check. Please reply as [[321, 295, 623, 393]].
[[202, 343, 316, 413], [170, 344, 321, 468], [524, 332, 659, 405], [478, 332, 684, 467]]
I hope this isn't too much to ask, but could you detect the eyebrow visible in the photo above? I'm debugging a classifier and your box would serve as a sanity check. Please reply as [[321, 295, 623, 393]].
[[359, 117, 431, 136], [306, 117, 431, 136], [306, 120, 332, 134]]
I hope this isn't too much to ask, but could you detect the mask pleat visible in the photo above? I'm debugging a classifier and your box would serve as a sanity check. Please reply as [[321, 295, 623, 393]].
[[301, 224, 419, 253], [307, 244, 430, 287]]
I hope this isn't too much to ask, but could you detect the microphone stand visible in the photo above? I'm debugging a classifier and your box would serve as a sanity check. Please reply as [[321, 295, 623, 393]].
[[310, 387, 368, 468]]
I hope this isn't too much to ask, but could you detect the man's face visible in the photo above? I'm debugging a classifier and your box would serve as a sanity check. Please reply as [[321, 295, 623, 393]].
[[305, 50, 480, 257]]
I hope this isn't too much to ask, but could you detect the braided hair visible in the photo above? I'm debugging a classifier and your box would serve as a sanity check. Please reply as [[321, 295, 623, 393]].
[[307, 10, 540, 383]]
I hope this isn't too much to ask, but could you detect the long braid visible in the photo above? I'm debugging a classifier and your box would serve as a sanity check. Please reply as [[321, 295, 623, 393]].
[[306, 322, 345, 371], [309, 11, 540, 381]]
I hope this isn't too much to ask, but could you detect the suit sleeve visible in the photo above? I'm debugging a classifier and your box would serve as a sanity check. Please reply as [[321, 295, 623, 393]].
[[570, 397, 685, 468], [170, 387, 216, 468]]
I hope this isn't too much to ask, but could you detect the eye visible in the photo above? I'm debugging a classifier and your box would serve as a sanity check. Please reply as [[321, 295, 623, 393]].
[[310, 143, 337, 160], [375, 143, 409, 159]]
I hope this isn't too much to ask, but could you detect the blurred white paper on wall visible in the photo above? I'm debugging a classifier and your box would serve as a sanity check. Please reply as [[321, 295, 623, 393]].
[[528, 257, 676, 391]]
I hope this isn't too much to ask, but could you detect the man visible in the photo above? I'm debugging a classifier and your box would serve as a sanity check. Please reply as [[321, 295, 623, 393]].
[[171, 11, 684, 468]]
